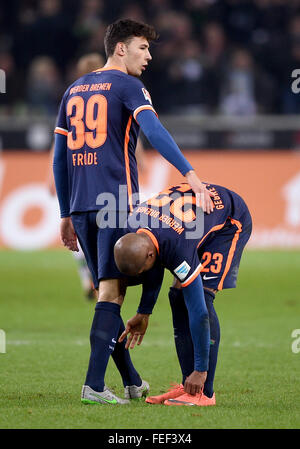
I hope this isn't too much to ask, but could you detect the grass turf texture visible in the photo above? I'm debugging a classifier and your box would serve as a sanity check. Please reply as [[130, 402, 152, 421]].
[[0, 249, 299, 429]]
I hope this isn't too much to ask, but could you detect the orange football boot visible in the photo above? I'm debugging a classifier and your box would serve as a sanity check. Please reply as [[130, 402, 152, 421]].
[[164, 391, 216, 406], [145, 383, 184, 404]]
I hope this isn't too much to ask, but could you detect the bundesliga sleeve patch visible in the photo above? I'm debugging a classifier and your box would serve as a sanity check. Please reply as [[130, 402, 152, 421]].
[[142, 88, 152, 104], [174, 261, 191, 281]]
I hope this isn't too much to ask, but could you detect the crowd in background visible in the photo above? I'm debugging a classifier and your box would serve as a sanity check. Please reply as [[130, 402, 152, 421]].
[[2, 0, 300, 117]]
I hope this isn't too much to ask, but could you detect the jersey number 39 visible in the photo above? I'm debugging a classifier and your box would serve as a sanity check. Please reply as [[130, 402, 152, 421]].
[[67, 95, 107, 150]]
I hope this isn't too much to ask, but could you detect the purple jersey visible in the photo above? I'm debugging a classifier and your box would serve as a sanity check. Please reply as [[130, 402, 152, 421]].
[[127, 183, 252, 289], [54, 67, 156, 214]]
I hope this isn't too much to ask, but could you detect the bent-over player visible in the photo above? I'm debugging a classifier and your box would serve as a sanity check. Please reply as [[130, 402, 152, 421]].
[[114, 182, 252, 406]]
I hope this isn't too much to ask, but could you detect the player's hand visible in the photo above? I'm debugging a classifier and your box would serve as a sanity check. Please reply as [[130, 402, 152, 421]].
[[185, 170, 215, 214], [118, 313, 150, 349], [60, 217, 79, 252], [184, 370, 207, 395]]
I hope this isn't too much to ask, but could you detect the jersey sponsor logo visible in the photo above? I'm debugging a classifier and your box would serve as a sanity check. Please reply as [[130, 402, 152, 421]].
[[69, 83, 112, 95], [142, 88, 152, 104], [174, 261, 191, 281]]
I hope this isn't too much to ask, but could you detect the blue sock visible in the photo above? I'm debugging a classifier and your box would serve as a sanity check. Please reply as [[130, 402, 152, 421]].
[[169, 287, 194, 384], [111, 318, 142, 387], [85, 301, 122, 392], [168, 287, 220, 398], [203, 289, 220, 398]]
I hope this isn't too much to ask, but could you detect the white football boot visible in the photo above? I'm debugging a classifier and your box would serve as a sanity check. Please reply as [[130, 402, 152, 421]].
[[81, 385, 130, 405], [124, 380, 150, 400]]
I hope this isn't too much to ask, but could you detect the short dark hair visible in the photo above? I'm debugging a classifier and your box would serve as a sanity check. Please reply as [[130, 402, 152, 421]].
[[104, 19, 158, 57]]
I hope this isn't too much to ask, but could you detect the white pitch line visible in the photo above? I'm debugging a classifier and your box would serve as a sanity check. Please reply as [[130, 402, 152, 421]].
[[5, 339, 277, 349]]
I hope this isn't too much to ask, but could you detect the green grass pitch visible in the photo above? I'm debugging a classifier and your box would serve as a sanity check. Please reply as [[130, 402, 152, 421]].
[[0, 249, 299, 429]]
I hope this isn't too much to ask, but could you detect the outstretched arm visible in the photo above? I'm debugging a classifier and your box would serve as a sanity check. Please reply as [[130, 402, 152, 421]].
[[182, 274, 210, 395], [136, 110, 215, 214], [118, 264, 164, 348]]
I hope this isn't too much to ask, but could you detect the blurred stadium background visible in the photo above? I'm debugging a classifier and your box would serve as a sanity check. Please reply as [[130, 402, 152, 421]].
[[1, 0, 300, 249]]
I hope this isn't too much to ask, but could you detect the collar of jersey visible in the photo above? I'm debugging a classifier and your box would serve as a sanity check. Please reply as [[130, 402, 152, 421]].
[[93, 65, 127, 74], [137, 228, 160, 255]]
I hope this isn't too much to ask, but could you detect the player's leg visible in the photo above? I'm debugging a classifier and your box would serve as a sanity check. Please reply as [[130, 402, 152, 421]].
[[111, 314, 142, 387], [202, 287, 219, 400], [84, 277, 148, 402], [83, 278, 127, 392], [169, 283, 194, 384], [97, 225, 149, 397], [146, 279, 219, 405], [112, 317, 149, 400], [92, 222, 150, 399], [145, 282, 191, 404], [98, 278, 145, 389], [72, 245, 96, 300], [82, 278, 133, 404], [71, 213, 129, 403], [72, 213, 148, 403], [160, 281, 218, 406], [169, 280, 219, 399]]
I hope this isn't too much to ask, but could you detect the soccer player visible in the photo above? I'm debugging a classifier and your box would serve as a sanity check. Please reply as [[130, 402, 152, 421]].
[[53, 18, 215, 405], [114, 182, 252, 406], [48, 53, 105, 301], [49, 52, 145, 301]]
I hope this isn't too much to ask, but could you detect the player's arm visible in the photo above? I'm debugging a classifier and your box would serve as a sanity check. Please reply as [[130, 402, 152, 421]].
[[137, 262, 164, 314], [181, 274, 210, 395], [136, 109, 215, 214], [53, 133, 69, 217], [53, 132, 78, 252], [118, 263, 164, 349]]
